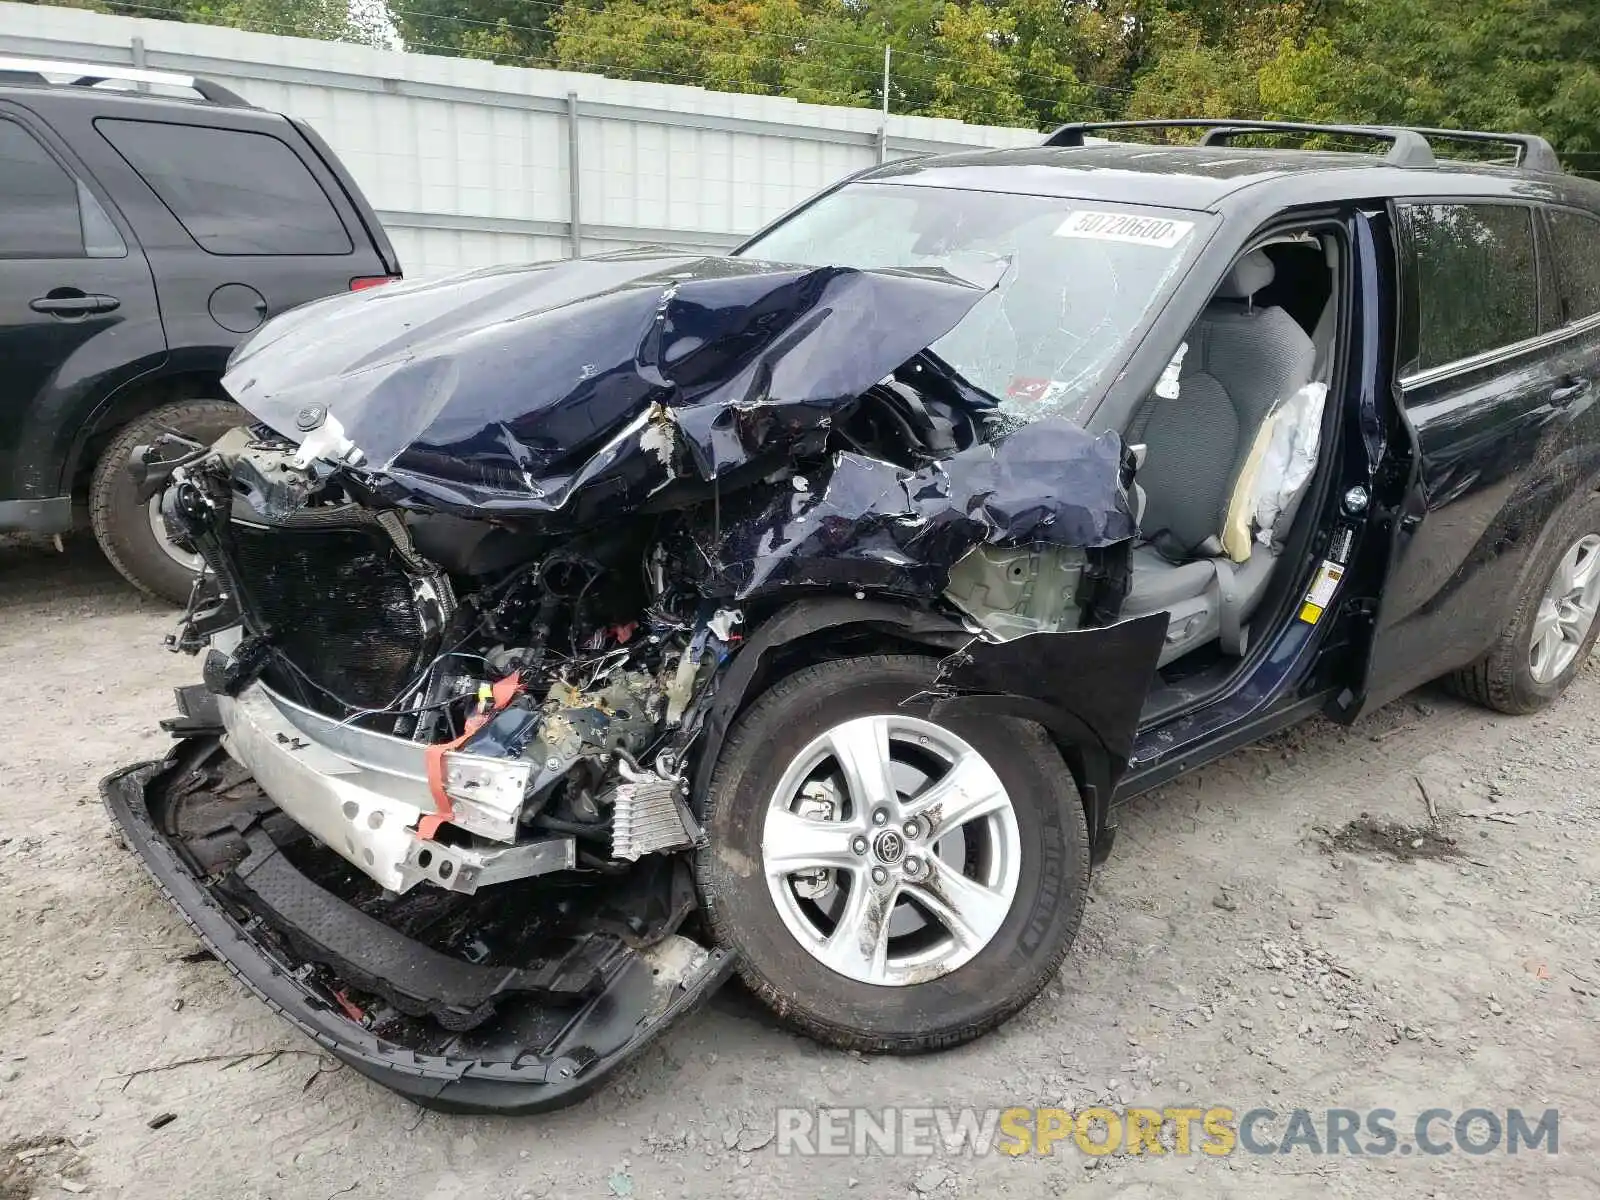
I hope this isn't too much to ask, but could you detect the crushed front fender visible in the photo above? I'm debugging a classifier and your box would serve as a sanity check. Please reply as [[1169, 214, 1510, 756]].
[[929, 612, 1171, 861], [101, 738, 734, 1115]]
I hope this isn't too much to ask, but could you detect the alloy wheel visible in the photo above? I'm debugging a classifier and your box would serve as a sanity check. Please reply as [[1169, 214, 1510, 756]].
[[1528, 533, 1600, 684], [761, 714, 1022, 986]]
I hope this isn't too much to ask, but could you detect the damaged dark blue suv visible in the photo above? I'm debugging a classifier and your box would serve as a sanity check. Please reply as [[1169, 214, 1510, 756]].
[[104, 120, 1600, 1114]]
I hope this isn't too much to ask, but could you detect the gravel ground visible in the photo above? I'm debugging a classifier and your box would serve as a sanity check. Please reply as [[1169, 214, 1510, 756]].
[[2, 532, 1598, 1200]]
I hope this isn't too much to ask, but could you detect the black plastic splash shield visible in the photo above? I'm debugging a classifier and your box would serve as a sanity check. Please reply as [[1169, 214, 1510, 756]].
[[932, 612, 1170, 773], [101, 741, 733, 1114], [698, 418, 1137, 601], [222, 251, 995, 518]]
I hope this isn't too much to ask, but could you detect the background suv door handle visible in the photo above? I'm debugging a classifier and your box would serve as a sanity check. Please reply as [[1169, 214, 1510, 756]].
[[1550, 377, 1591, 408], [30, 291, 121, 317]]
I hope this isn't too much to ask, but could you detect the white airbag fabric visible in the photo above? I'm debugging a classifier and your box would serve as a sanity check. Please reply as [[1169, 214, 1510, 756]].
[[1252, 381, 1329, 547]]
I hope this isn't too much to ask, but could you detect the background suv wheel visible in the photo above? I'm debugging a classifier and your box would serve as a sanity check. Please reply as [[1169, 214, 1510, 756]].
[[89, 397, 243, 604]]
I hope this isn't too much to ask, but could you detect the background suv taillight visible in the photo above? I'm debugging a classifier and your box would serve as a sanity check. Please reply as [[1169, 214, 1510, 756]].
[[349, 275, 401, 291]]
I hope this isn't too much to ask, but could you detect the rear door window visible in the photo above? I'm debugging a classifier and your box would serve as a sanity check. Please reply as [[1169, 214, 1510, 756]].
[[1403, 203, 1538, 372], [1545, 208, 1600, 325], [0, 118, 84, 258], [96, 118, 352, 256]]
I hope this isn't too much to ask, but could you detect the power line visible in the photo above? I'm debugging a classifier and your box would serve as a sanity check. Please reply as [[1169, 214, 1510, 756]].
[[76, 0, 1289, 130], [41, 0, 1584, 159], [384, 0, 1153, 106], [394, 2, 1298, 124], [382, 1, 1048, 114], [100, 1, 717, 86], [99, 0, 1119, 127]]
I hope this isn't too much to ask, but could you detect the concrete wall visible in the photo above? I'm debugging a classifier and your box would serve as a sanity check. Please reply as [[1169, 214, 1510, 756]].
[[0, 3, 1043, 276]]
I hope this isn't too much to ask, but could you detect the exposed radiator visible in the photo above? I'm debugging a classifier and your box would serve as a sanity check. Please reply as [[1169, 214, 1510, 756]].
[[225, 523, 433, 711]]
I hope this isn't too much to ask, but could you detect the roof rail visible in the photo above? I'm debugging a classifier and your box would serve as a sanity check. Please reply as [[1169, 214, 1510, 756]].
[[0, 55, 253, 107], [1043, 120, 1437, 167], [1402, 126, 1562, 173]]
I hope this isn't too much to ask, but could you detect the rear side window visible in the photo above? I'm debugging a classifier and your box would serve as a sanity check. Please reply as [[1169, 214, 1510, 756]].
[[1403, 203, 1538, 372], [97, 119, 352, 256], [1545, 209, 1600, 324], [0, 119, 83, 258]]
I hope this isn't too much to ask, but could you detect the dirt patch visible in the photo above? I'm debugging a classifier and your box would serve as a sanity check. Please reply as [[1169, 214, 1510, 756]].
[[1323, 814, 1462, 862], [0, 1135, 87, 1200]]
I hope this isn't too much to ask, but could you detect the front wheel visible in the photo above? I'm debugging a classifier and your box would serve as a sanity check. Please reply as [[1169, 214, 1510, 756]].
[[696, 654, 1089, 1053]]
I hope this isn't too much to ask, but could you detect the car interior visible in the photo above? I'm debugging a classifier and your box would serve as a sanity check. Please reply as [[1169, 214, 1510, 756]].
[[1119, 230, 1344, 717]]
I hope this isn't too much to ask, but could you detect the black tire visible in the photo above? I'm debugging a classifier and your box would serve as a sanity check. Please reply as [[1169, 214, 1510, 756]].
[[89, 398, 244, 605], [695, 654, 1089, 1053], [1446, 492, 1600, 714]]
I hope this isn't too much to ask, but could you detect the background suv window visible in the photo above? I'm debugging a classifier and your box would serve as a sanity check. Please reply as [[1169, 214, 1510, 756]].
[[0, 119, 84, 258], [1545, 209, 1600, 324], [1404, 203, 1538, 372], [96, 119, 352, 256]]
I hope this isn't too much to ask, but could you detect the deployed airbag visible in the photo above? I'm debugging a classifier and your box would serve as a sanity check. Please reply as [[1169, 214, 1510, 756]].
[[1254, 381, 1330, 546]]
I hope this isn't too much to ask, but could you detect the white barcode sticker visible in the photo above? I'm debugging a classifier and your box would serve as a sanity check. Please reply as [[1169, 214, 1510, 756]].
[[1055, 210, 1195, 249], [1306, 561, 1344, 609]]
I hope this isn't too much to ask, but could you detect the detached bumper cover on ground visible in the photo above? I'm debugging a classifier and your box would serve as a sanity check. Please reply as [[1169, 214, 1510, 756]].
[[101, 740, 734, 1114]]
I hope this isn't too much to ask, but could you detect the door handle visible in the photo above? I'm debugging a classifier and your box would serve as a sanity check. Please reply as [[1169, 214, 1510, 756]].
[[30, 292, 120, 317], [1551, 378, 1591, 408]]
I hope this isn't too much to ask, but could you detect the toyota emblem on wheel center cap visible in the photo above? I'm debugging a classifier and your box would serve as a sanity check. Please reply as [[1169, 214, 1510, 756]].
[[873, 830, 906, 865]]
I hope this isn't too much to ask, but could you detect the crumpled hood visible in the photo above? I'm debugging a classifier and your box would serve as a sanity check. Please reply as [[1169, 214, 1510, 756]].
[[222, 250, 997, 515]]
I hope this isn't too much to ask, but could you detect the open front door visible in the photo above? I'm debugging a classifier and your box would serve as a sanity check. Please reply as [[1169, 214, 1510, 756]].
[[1344, 199, 1587, 716]]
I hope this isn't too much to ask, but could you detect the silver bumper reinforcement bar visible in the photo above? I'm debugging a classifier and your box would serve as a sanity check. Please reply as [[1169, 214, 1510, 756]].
[[218, 681, 574, 894]]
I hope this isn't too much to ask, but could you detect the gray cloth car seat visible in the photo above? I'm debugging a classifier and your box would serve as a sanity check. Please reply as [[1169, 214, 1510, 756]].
[[1121, 250, 1317, 667]]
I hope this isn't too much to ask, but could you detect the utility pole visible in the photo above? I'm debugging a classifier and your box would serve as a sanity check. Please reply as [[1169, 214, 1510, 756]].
[[879, 44, 891, 163]]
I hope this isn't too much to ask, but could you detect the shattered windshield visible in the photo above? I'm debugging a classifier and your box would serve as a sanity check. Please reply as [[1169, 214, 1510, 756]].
[[739, 183, 1212, 425]]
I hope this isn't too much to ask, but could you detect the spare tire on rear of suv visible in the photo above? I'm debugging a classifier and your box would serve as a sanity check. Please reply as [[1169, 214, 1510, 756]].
[[89, 398, 244, 605]]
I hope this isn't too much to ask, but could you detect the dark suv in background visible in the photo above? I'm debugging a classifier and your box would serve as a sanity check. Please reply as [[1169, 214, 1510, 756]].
[[0, 56, 400, 602]]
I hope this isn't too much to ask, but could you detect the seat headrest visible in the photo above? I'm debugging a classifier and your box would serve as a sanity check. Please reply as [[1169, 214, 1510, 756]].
[[1215, 250, 1275, 300]]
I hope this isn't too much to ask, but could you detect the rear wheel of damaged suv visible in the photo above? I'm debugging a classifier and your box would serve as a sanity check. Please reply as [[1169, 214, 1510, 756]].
[[696, 654, 1089, 1052], [89, 397, 244, 605], [1447, 493, 1600, 714]]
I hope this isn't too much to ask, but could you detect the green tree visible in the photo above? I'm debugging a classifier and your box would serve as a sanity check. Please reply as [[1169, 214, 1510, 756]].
[[547, 0, 801, 91], [1258, 0, 1600, 155], [1124, 2, 1314, 126], [545, 0, 1094, 125], [23, 0, 1600, 167], [18, 0, 388, 42], [184, 0, 387, 42], [388, 0, 557, 65], [924, 2, 1029, 125]]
